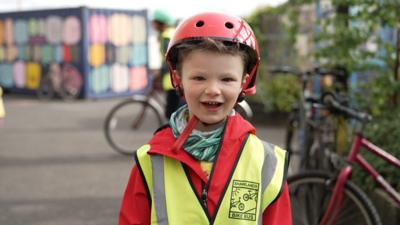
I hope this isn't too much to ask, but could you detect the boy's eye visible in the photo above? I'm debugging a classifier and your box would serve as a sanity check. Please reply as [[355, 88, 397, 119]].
[[192, 76, 205, 81], [222, 77, 236, 82]]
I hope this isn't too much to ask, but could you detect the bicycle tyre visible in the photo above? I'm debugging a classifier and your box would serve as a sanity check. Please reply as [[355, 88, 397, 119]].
[[285, 110, 313, 174], [104, 96, 164, 155], [58, 65, 83, 100], [288, 171, 381, 225]]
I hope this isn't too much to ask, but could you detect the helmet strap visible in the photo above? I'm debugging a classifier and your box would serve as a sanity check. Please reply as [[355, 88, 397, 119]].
[[172, 115, 199, 153]]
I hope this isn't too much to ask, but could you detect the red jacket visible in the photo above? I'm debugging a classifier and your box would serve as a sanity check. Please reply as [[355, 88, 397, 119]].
[[119, 113, 292, 225]]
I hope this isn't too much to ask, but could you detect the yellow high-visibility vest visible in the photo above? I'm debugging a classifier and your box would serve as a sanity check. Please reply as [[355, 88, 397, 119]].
[[160, 27, 175, 91], [135, 134, 288, 225]]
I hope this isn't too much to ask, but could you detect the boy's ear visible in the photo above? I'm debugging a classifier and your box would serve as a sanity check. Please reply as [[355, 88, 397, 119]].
[[172, 70, 184, 96], [242, 74, 250, 86], [172, 70, 181, 87]]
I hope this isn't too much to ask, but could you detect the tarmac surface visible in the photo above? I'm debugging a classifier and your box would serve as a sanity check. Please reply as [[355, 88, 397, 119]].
[[0, 94, 286, 225]]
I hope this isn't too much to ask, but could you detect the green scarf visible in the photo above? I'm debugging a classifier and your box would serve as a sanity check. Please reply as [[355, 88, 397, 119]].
[[169, 105, 224, 162]]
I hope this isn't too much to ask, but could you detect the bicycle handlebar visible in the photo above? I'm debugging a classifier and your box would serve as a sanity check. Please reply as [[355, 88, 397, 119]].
[[268, 66, 347, 79], [322, 93, 372, 122]]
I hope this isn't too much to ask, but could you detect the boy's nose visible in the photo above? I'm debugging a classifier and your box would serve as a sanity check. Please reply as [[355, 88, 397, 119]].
[[204, 82, 221, 95]]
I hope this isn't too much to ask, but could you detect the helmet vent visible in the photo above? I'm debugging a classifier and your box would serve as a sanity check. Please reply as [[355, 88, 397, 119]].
[[196, 20, 204, 27], [225, 22, 234, 29]]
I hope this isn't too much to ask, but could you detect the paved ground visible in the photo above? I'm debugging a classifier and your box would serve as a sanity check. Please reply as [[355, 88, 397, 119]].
[[0, 94, 286, 225]]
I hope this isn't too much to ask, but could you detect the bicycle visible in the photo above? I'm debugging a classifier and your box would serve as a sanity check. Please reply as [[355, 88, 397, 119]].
[[288, 92, 400, 225], [37, 63, 83, 100], [103, 77, 254, 155], [269, 66, 349, 173]]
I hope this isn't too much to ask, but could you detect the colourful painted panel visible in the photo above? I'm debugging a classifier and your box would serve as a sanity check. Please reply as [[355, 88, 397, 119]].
[[89, 65, 110, 93], [14, 19, 28, 44], [5, 18, 13, 45], [110, 63, 129, 93], [13, 60, 26, 88], [63, 16, 81, 45], [0, 7, 148, 98], [0, 20, 5, 45], [116, 46, 130, 65], [40, 44, 53, 64], [32, 45, 40, 62], [131, 44, 147, 66], [87, 9, 149, 97], [131, 16, 146, 44], [6, 45, 18, 62], [28, 18, 39, 36], [0, 63, 13, 87], [89, 14, 108, 44], [108, 13, 132, 47], [45, 16, 63, 44], [129, 66, 148, 91], [89, 44, 105, 67], [26, 62, 41, 89], [0, 46, 4, 61], [54, 45, 63, 63]]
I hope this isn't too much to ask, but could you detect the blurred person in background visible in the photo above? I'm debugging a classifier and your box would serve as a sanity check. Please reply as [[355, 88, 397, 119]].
[[151, 9, 182, 119]]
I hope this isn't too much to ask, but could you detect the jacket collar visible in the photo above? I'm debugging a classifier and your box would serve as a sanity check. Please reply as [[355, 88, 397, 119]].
[[148, 113, 256, 182]]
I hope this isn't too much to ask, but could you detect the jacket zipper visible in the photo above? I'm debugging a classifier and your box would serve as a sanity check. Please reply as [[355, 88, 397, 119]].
[[201, 182, 208, 208]]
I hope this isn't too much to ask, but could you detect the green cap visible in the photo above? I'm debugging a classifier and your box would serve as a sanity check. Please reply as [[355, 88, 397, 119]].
[[152, 9, 175, 26]]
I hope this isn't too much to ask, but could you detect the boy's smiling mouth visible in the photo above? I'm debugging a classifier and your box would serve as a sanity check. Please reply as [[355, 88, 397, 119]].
[[201, 101, 223, 110]]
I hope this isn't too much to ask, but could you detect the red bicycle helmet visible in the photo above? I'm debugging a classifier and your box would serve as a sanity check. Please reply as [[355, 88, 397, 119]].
[[165, 12, 260, 96]]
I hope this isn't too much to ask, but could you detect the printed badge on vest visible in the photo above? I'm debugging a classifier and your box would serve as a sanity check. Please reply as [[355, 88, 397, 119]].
[[229, 180, 259, 221]]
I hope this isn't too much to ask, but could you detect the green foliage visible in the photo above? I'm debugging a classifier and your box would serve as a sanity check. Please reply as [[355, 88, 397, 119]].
[[315, 0, 399, 72], [254, 74, 301, 112], [246, 4, 301, 113]]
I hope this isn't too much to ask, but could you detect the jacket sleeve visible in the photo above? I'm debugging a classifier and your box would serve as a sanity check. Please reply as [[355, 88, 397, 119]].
[[119, 165, 151, 225], [262, 182, 292, 225]]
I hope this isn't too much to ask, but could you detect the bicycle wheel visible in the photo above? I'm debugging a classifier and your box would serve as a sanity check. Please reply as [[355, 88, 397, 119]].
[[59, 64, 83, 100], [285, 110, 313, 174], [305, 116, 340, 172], [104, 96, 164, 155], [288, 171, 381, 225]]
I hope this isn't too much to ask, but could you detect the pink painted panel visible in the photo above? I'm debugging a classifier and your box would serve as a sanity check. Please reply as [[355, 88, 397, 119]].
[[63, 16, 81, 45], [88, 14, 108, 44], [13, 61, 26, 88], [129, 66, 148, 91]]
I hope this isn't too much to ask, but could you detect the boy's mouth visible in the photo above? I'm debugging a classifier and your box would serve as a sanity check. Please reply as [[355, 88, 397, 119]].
[[201, 101, 223, 109]]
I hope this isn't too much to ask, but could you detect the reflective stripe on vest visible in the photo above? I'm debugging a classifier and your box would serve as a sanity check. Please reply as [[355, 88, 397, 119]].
[[135, 134, 288, 225]]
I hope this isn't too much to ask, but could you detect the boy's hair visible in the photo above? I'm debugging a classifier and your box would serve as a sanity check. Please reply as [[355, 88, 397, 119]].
[[173, 37, 250, 76]]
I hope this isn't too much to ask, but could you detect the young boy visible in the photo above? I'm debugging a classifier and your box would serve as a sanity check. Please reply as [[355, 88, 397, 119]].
[[119, 12, 291, 225]]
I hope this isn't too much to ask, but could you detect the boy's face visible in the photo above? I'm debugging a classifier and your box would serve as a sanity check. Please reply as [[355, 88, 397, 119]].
[[176, 50, 246, 129]]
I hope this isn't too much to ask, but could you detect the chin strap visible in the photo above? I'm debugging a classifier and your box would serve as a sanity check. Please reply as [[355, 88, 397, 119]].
[[172, 115, 199, 153]]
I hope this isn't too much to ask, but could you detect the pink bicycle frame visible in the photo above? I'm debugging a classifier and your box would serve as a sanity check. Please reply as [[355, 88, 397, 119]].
[[320, 133, 400, 225]]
